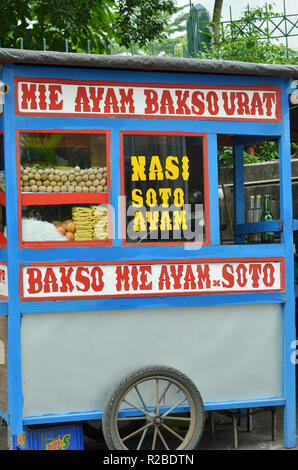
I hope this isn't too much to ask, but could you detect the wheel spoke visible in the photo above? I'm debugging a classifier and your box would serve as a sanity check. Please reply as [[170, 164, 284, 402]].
[[136, 427, 149, 450], [122, 398, 152, 417], [117, 416, 146, 421], [164, 416, 191, 422], [156, 428, 170, 450], [135, 385, 148, 411], [161, 423, 184, 442], [159, 382, 171, 404], [156, 379, 159, 415], [104, 366, 204, 451], [154, 381, 171, 413], [162, 397, 187, 418], [152, 427, 158, 450], [122, 423, 152, 443]]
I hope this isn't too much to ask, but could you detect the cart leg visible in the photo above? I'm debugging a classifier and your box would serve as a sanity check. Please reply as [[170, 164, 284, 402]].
[[232, 413, 238, 449], [209, 412, 215, 438], [272, 407, 277, 441], [7, 427, 13, 450], [247, 408, 252, 433]]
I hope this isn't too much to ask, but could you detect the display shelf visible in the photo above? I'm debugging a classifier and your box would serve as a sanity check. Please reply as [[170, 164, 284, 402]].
[[21, 191, 108, 206]]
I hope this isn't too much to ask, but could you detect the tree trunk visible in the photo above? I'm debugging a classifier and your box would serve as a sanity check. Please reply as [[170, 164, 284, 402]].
[[212, 0, 224, 42]]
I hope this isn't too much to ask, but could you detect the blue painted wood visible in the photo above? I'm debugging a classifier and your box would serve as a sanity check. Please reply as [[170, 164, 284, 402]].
[[3, 66, 23, 436], [2, 62, 295, 447], [17, 241, 285, 264], [20, 291, 286, 314], [278, 79, 296, 448], [234, 135, 280, 146], [207, 134, 220, 245], [110, 130, 121, 247], [235, 220, 282, 234], [22, 396, 286, 425], [0, 302, 8, 315], [233, 143, 245, 244]]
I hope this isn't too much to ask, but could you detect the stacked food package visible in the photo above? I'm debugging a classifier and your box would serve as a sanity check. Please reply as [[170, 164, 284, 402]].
[[71, 207, 94, 241], [20, 165, 107, 192], [91, 205, 108, 240]]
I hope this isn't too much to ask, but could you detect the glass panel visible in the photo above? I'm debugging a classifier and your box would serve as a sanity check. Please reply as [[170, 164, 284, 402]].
[[218, 136, 280, 245], [21, 204, 109, 242], [20, 133, 107, 193], [123, 134, 205, 244]]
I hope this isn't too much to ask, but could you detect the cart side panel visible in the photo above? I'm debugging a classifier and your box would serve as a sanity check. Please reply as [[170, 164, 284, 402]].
[[21, 304, 282, 417], [0, 315, 8, 413]]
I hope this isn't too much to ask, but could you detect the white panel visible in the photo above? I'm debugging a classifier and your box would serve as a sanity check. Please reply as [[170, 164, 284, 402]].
[[21, 304, 282, 417]]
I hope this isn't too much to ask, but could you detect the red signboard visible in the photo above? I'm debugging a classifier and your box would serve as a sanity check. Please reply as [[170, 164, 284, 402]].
[[21, 258, 285, 301], [15, 77, 282, 122]]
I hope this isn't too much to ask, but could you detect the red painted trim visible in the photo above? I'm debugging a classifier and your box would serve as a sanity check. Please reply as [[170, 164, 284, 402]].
[[16, 129, 112, 249], [23, 256, 285, 267], [119, 130, 210, 247], [14, 77, 282, 123], [20, 257, 285, 302], [0, 191, 5, 206], [21, 192, 108, 205]]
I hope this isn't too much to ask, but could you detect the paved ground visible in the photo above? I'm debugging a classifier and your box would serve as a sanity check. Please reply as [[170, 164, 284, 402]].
[[0, 403, 296, 451]]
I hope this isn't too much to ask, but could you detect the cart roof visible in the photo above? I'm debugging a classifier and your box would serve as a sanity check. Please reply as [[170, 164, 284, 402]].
[[0, 48, 298, 79]]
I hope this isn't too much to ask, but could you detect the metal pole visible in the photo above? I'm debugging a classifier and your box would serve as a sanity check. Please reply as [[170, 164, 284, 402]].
[[283, 0, 289, 57], [229, 6, 233, 40]]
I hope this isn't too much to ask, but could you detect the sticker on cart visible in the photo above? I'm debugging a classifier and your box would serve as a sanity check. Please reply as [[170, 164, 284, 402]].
[[0, 264, 8, 300], [21, 259, 284, 300], [15, 77, 281, 122]]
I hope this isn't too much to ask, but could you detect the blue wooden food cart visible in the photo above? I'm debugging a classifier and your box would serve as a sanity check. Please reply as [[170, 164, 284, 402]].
[[0, 49, 297, 450]]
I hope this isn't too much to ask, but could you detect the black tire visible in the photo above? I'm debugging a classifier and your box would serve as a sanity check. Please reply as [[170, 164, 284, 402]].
[[102, 365, 205, 450]]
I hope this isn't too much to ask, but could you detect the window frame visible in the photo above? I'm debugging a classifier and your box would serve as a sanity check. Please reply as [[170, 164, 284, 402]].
[[120, 130, 210, 247], [16, 128, 112, 249]]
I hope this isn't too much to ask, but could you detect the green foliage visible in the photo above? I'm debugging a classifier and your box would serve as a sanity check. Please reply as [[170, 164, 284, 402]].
[[201, 3, 298, 65], [219, 142, 298, 167], [113, 0, 178, 48], [0, 0, 114, 52], [0, 0, 177, 52]]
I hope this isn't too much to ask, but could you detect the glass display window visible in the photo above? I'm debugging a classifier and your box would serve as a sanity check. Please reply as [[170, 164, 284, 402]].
[[17, 130, 111, 247], [121, 131, 209, 246]]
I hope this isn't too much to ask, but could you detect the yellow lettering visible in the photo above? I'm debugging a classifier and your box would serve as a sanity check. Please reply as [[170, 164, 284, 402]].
[[165, 156, 179, 180], [173, 188, 185, 207], [159, 188, 172, 207], [146, 188, 157, 207], [160, 211, 172, 231], [131, 156, 146, 181], [131, 188, 143, 207], [173, 210, 188, 230], [133, 212, 146, 231], [149, 156, 164, 181], [181, 156, 189, 181], [146, 211, 159, 230]]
